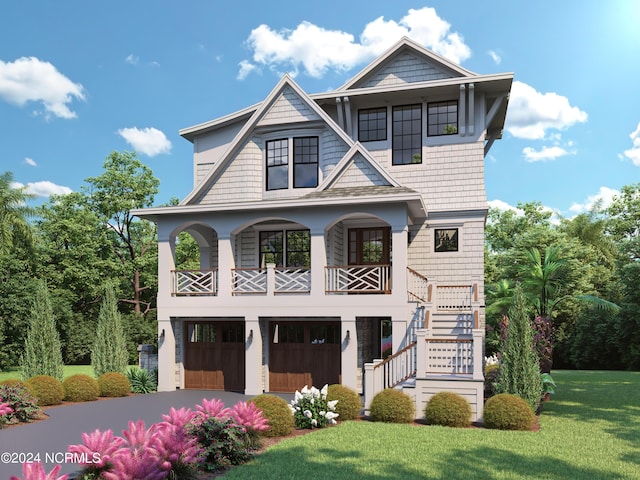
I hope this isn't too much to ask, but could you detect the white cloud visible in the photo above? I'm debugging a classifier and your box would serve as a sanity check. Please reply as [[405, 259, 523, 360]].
[[488, 199, 519, 212], [569, 186, 620, 214], [505, 81, 588, 140], [622, 121, 640, 166], [237, 60, 257, 80], [13, 180, 72, 197], [24, 157, 37, 167], [125, 54, 139, 65], [488, 50, 501, 64], [522, 145, 573, 162], [117, 127, 172, 156], [0, 57, 85, 119], [239, 7, 471, 79]]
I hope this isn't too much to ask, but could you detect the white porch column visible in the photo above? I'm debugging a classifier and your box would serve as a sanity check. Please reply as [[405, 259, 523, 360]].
[[245, 318, 263, 395], [341, 318, 357, 391], [472, 328, 484, 381], [391, 226, 408, 302], [157, 316, 176, 391], [157, 233, 176, 297], [310, 228, 326, 299], [217, 233, 234, 298]]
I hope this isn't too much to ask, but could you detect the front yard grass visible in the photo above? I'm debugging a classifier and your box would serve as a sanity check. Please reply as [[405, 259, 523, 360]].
[[224, 370, 639, 480], [0, 365, 105, 382]]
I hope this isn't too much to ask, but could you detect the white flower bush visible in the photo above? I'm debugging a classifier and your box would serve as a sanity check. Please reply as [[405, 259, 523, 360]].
[[485, 355, 500, 366], [289, 384, 339, 429]]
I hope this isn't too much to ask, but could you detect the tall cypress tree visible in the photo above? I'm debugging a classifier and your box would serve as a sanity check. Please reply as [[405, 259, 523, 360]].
[[20, 280, 64, 381], [496, 283, 543, 411], [91, 283, 129, 377]]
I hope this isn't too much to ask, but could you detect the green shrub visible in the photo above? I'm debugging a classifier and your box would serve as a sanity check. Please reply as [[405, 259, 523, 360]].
[[98, 372, 131, 397], [483, 393, 536, 431], [62, 374, 99, 402], [327, 384, 362, 421], [0, 379, 26, 389], [24, 375, 64, 406], [125, 367, 156, 394], [424, 391, 472, 428], [91, 283, 129, 377], [187, 417, 250, 473], [249, 394, 294, 437], [0, 384, 41, 424], [369, 388, 415, 424]]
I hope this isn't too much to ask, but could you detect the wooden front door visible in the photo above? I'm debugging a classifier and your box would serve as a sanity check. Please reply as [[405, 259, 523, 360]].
[[269, 321, 341, 392], [184, 321, 245, 391], [348, 227, 391, 265]]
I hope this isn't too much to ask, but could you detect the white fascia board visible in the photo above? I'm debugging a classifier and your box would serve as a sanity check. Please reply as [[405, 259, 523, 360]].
[[179, 104, 260, 142]]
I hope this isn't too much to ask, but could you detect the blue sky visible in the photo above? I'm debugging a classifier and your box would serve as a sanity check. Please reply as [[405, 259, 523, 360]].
[[2, 1, 640, 219]]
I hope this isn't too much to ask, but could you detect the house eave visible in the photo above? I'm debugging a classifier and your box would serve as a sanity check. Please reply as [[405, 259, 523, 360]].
[[133, 192, 426, 223]]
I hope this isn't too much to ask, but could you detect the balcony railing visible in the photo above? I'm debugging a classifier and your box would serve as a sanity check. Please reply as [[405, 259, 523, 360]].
[[173, 269, 217, 295], [424, 338, 474, 375], [325, 265, 391, 294]]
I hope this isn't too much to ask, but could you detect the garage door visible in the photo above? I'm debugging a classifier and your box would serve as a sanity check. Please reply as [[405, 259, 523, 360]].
[[269, 320, 341, 392], [184, 321, 245, 391]]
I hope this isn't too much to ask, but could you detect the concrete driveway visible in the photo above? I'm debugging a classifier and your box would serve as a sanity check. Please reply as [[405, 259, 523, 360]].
[[0, 390, 290, 478]]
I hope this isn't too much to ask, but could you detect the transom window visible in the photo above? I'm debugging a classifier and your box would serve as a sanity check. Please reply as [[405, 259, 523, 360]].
[[266, 137, 318, 190], [428, 100, 458, 136], [358, 107, 387, 142], [392, 104, 422, 165], [259, 230, 310, 267]]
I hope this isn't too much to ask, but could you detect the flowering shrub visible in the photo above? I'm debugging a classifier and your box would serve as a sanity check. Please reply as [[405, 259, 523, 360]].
[[485, 355, 499, 366], [0, 401, 13, 428], [0, 384, 40, 424], [289, 384, 339, 429], [9, 463, 68, 480], [188, 417, 250, 473]]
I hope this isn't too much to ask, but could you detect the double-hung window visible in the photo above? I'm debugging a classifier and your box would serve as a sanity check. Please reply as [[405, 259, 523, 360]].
[[428, 100, 458, 136], [259, 230, 310, 267], [392, 104, 422, 165], [266, 137, 318, 191]]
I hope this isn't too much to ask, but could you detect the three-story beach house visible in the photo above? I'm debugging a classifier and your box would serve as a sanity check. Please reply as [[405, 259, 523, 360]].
[[133, 37, 513, 421]]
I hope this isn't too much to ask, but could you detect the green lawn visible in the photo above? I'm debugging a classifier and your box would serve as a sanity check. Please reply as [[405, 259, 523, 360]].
[[0, 365, 96, 382], [225, 370, 639, 480]]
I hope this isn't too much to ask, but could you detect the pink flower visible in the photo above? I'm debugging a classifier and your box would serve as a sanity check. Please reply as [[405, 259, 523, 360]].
[[9, 463, 68, 480], [67, 428, 125, 468], [195, 397, 230, 419], [0, 402, 13, 417], [229, 401, 269, 432], [161, 406, 196, 429]]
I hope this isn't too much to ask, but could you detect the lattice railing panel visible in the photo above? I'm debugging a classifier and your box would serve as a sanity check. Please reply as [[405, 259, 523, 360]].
[[232, 268, 267, 294], [173, 270, 217, 295], [325, 265, 390, 293], [275, 268, 311, 293]]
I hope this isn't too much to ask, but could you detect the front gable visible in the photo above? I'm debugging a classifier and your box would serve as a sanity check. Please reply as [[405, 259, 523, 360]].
[[339, 37, 475, 91], [183, 75, 355, 206]]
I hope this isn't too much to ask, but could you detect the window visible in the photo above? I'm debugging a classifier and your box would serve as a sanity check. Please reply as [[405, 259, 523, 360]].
[[428, 100, 458, 136], [266, 139, 288, 190], [358, 107, 387, 142], [274, 323, 304, 343], [310, 324, 340, 344], [188, 323, 216, 343], [260, 230, 310, 267], [266, 136, 318, 190], [392, 104, 422, 165], [434, 228, 458, 252], [293, 137, 318, 188]]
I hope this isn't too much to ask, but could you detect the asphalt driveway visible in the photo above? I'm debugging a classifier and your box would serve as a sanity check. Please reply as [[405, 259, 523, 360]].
[[0, 390, 291, 478]]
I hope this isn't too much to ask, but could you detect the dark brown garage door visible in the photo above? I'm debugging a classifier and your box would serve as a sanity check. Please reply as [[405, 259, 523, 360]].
[[269, 320, 341, 392], [184, 321, 245, 391]]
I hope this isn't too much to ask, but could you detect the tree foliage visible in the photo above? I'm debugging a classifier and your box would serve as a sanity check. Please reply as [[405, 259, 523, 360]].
[[92, 283, 130, 377], [20, 280, 65, 381]]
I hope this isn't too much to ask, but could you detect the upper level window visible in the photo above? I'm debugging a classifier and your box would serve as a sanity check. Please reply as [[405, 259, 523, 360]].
[[358, 107, 387, 142], [266, 139, 288, 190], [266, 137, 318, 190], [259, 230, 310, 267], [392, 104, 422, 165], [293, 137, 318, 188], [428, 100, 458, 136], [434, 228, 458, 252]]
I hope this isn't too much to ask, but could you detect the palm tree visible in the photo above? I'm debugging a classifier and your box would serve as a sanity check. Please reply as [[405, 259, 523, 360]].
[[0, 171, 35, 255]]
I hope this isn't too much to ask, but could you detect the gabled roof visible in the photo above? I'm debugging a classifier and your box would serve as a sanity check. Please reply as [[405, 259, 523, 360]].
[[319, 143, 400, 190], [337, 36, 476, 91], [181, 74, 356, 205]]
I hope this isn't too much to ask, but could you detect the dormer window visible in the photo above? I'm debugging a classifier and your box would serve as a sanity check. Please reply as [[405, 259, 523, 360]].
[[428, 100, 458, 136], [266, 136, 318, 191]]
